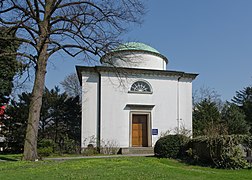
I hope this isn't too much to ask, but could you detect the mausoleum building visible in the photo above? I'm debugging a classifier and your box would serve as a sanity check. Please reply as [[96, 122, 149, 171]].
[[76, 42, 198, 152]]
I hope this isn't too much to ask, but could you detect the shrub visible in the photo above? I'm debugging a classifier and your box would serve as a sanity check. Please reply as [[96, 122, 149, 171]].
[[188, 135, 252, 169], [154, 134, 189, 158], [57, 136, 80, 154], [38, 147, 53, 157], [82, 136, 119, 155], [82, 144, 98, 156], [38, 139, 54, 157], [100, 139, 120, 155]]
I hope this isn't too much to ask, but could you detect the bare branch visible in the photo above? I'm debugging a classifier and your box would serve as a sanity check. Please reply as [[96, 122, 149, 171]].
[[0, 0, 145, 160], [48, 41, 97, 57], [37, 0, 45, 8], [26, 0, 36, 19], [0, 5, 16, 13]]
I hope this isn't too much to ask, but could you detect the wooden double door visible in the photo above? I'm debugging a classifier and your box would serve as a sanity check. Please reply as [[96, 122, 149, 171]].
[[132, 114, 148, 147]]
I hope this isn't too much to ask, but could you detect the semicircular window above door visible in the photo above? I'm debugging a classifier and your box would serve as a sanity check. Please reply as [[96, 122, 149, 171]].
[[129, 81, 152, 93]]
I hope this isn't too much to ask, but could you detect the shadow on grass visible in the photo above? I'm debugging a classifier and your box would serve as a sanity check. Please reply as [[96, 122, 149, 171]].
[[0, 153, 21, 161], [0, 156, 18, 161], [154, 154, 214, 168]]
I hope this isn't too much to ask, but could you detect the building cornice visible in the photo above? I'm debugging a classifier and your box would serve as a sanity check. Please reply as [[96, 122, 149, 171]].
[[76, 65, 198, 84]]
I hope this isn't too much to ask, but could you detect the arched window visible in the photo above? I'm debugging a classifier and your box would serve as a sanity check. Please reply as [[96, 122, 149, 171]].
[[129, 80, 152, 93]]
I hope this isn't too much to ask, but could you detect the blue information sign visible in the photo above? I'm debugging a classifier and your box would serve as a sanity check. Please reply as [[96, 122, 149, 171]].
[[152, 129, 158, 135]]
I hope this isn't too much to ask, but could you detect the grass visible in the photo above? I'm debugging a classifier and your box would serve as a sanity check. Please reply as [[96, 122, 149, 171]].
[[0, 156, 252, 179]]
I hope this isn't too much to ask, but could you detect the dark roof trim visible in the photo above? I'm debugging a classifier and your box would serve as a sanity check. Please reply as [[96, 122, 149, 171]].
[[76, 65, 198, 84], [125, 104, 155, 110]]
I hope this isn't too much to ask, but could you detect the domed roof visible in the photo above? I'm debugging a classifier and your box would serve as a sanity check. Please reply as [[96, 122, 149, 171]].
[[101, 42, 168, 65], [104, 42, 168, 63], [114, 42, 160, 54]]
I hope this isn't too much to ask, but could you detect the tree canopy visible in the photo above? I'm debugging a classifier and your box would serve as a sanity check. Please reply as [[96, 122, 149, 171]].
[[0, 0, 145, 160], [232, 86, 252, 133], [3, 87, 81, 154], [0, 27, 20, 106], [60, 73, 81, 98], [193, 98, 222, 137], [193, 86, 251, 137], [221, 103, 249, 135]]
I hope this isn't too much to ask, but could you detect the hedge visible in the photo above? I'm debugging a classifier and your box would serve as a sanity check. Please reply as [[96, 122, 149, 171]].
[[187, 135, 252, 169]]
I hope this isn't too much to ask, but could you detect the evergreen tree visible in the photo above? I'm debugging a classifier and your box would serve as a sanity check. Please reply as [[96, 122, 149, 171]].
[[193, 99, 222, 137], [3, 93, 30, 152], [3, 88, 81, 153], [38, 87, 81, 153], [0, 27, 20, 106], [221, 103, 249, 134], [232, 86, 252, 133]]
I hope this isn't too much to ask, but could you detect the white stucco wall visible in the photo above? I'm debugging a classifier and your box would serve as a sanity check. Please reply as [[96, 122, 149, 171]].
[[100, 76, 130, 147], [81, 72, 99, 147], [102, 52, 167, 70], [80, 69, 195, 148], [178, 78, 193, 133], [94, 73, 193, 148]]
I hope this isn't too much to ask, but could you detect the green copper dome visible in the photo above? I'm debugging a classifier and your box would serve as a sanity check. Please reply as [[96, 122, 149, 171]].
[[114, 42, 160, 54], [101, 42, 168, 63]]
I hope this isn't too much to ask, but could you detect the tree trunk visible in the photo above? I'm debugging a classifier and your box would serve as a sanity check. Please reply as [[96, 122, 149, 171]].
[[22, 1, 52, 160], [23, 52, 48, 161]]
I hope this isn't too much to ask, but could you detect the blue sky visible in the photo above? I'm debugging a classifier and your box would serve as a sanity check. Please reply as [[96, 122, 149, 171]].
[[45, 0, 252, 101]]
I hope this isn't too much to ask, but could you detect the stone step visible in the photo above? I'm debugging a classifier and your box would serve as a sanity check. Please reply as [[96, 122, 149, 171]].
[[119, 147, 154, 155]]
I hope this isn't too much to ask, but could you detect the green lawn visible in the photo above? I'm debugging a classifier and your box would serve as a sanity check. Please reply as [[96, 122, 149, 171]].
[[0, 156, 252, 179]]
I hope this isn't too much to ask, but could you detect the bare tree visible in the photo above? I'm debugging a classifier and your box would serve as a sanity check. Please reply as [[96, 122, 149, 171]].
[[0, 0, 144, 161], [61, 73, 81, 98], [193, 86, 223, 110]]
